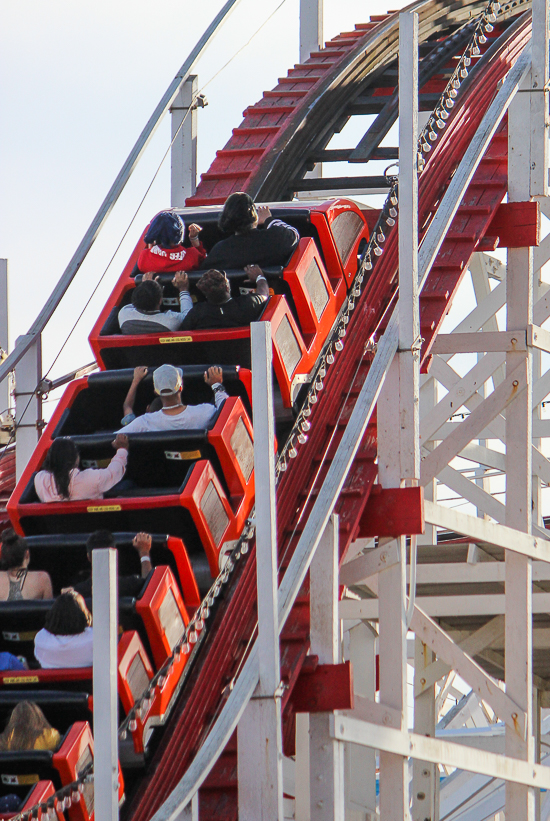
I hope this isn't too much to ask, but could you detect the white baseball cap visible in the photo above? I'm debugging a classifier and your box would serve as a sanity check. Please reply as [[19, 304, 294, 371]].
[[153, 364, 183, 395]]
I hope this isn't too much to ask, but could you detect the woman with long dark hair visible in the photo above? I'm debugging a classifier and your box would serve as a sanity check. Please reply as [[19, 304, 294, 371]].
[[201, 192, 299, 270], [34, 434, 129, 502], [34, 591, 93, 669], [0, 702, 61, 751], [0, 529, 52, 600]]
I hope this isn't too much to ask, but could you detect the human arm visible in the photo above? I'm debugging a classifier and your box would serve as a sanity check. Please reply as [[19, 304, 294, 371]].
[[244, 265, 269, 300], [122, 367, 148, 421], [87, 435, 128, 496], [38, 572, 53, 600], [204, 366, 229, 407], [188, 223, 202, 248], [133, 532, 153, 577], [265, 217, 300, 255]]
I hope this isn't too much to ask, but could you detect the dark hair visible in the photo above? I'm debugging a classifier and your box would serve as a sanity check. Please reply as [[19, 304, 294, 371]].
[[86, 530, 115, 556], [197, 269, 230, 305], [45, 593, 89, 636], [132, 280, 163, 312], [218, 192, 258, 235], [0, 702, 57, 752], [0, 529, 27, 570], [144, 211, 184, 247], [43, 439, 79, 500], [147, 397, 163, 413]]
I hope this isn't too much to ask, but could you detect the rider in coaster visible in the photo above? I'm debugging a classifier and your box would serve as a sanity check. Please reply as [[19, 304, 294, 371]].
[[137, 211, 205, 274], [117, 364, 228, 433], [200, 192, 299, 270], [118, 271, 191, 333], [179, 266, 268, 330]]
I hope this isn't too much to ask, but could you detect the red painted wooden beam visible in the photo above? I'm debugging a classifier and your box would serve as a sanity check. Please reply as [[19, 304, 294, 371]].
[[292, 661, 354, 713], [358, 485, 424, 537], [485, 201, 540, 247]]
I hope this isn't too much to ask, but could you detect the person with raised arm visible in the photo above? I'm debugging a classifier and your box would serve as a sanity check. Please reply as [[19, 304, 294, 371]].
[[34, 435, 129, 502], [118, 364, 228, 433], [201, 193, 299, 270]]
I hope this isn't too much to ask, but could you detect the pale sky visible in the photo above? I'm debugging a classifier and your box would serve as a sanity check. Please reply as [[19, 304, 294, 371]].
[[1, 0, 402, 400]]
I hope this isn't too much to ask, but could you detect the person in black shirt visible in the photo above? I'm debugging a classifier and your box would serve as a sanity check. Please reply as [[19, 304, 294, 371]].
[[201, 193, 299, 270], [180, 266, 269, 330], [67, 530, 153, 598]]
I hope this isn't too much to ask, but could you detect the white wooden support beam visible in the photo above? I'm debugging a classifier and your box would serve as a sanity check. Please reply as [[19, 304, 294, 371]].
[[506, 67, 536, 819], [376, 13, 419, 821], [530, 0, 549, 196], [299, 0, 323, 65], [415, 616, 505, 696], [0, 260, 9, 419], [412, 639, 437, 821], [93, 548, 119, 821], [339, 541, 399, 587], [309, 516, 344, 821], [180, 794, 198, 821], [340, 591, 550, 621], [431, 330, 527, 355], [170, 76, 198, 207], [238, 322, 283, 821], [343, 622, 377, 820], [420, 359, 528, 486], [410, 607, 526, 739], [528, 324, 550, 353], [423, 501, 550, 559], [14, 334, 42, 482], [330, 718, 550, 790]]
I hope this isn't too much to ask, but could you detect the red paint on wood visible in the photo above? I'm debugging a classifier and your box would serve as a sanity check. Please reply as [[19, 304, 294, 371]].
[[358, 485, 424, 537], [292, 661, 354, 713], [486, 201, 539, 247]]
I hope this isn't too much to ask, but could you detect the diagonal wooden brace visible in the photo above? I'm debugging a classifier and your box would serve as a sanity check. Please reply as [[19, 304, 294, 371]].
[[410, 606, 526, 739]]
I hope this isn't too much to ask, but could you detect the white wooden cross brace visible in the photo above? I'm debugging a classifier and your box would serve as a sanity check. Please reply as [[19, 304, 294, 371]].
[[414, 616, 505, 696], [409, 606, 526, 738], [420, 360, 528, 486], [330, 717, 550, 789]]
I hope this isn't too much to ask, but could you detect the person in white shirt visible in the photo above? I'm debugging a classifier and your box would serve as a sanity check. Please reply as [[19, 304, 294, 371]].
[[34, 591, 93, 669], [118, 364, 228, 434], [118, 271, 192, 333]]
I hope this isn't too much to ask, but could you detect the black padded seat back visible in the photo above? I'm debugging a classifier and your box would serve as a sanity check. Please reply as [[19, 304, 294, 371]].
[[120, 319, 172, 335], [103, 337, 255, 372], [23, 534, 168, 595], [0, 600, 52, 663], [0, 751, 59, 799], [0, 691, 91, 736], [53, 366, 244, 437], [19, 473, 40, 505], [20, 490, 204, 561], [70, 432, 213, 491]]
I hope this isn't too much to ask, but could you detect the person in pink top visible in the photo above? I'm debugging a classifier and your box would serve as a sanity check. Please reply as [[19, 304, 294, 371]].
[[34, 434, 129, 503]]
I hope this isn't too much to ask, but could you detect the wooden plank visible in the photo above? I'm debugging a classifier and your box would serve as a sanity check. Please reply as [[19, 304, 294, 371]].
[[357, 486, 424, 538], [485, 201, 540, 247], [331, 718, 550, 789], [292, 662, 354, 713]]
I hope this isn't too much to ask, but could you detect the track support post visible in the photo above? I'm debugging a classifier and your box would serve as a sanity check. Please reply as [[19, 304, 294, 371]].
[[505, 47, 537, 820], [93, 548, 119, 821], [0, 260, 9, 424], [170, 75, 198, 207], [309, 514, 344, 820], [378, 11, 419, 820], [14, 333, 42, 482], [238, 321, 283, 821]]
